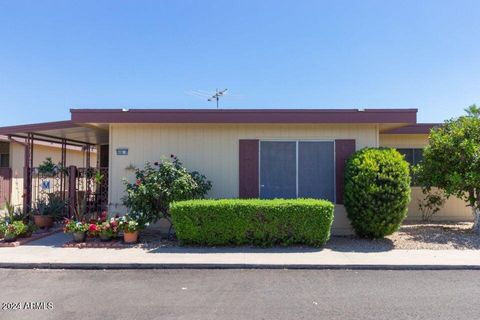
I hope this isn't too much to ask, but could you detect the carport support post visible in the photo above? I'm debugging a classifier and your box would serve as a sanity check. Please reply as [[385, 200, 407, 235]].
[[68, 166, 77, 218], [23, 133, 34, 213]]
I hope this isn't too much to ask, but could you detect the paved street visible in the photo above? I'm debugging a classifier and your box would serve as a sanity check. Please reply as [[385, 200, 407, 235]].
[[0, 269, 479, 320]]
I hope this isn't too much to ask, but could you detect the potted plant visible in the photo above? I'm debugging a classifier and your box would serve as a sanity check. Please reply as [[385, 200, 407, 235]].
[[0, 223, 5, 239], [33, 193, 67, 228], [37, 157, 59, 177], [118, 213, 148, 244], [3, 221, 27, 242], [64, 219, 88, 242], [97, 218, 119, 241]]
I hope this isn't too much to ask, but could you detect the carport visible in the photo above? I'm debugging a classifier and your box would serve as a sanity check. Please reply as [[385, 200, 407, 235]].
[[0, 120, 109, 214]]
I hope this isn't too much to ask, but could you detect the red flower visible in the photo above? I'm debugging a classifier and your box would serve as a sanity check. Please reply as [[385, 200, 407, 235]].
[[88, 224, 97, 232], [136, 179, 142, 186]]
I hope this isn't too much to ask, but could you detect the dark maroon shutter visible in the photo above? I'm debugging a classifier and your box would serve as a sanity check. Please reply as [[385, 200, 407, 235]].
[[335, 139, 356, 204], [239, 139, 259, 198]]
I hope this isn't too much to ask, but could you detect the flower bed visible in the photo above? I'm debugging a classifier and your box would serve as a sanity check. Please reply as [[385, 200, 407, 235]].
[[63, 212, 149, 246]]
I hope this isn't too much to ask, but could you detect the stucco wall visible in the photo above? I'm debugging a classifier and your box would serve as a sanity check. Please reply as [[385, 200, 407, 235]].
[[109, 123, 379, 235], [379, 134, 472, 221], [9, 142, 97, 207]]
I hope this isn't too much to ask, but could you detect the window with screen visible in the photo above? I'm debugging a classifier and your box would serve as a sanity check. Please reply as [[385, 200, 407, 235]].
[[396, 148, 423, 186], [259, 140, 335, 201]]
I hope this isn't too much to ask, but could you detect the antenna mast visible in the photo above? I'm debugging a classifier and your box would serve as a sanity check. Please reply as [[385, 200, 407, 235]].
[[208, 88, 228, 109]]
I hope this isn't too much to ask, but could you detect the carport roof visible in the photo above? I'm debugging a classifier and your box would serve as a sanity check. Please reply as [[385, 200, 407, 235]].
[[0, 120, 108, 145]]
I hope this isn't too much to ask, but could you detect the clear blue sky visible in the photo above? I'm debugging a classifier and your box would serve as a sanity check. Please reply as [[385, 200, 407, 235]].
[[1, 0, 479, 125]]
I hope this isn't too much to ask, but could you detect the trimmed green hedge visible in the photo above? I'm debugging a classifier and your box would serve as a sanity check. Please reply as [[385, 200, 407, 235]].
[[344, 148, 411, 238], [170, 199, 334, 247]]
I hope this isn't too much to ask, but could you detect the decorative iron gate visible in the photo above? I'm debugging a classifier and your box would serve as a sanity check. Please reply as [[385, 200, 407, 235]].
[[73, 167, 109, 216], [0, 167, 12, 208]]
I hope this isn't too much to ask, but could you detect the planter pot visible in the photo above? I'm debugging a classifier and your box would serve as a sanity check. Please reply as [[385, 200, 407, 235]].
[[4, 234, 17, 243], [123, 231, 139, 244], [99, 233, 112, 242], [34, 215, 53, 229], [72, 232, 86, 243]]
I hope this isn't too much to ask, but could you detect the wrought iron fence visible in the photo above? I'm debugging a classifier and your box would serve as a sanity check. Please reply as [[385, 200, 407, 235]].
[[30, 167, 68, 215], [74, 167, 109, 216], [29, 166, 108, 218]]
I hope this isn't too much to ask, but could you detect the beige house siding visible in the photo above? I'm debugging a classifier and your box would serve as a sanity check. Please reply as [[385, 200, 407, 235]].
[[379, 133, 472, 221], [109, 123, 379, 235], [9, 142, 96, 207]]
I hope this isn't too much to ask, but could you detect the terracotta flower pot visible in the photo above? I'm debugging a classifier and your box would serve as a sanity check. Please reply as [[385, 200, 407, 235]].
[[34, 215, 53, 229], [123, 231, 139, 244], [72, 232, 86, 243]]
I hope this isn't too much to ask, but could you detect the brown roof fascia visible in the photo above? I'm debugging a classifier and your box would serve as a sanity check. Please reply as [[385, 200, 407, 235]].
[[0, 120, 78, 135], [70, 108, 418, 124], [382, 123, 441, 134]]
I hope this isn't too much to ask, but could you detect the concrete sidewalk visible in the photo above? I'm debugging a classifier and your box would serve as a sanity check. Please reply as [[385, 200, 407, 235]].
[[0, 232, 479, 269]]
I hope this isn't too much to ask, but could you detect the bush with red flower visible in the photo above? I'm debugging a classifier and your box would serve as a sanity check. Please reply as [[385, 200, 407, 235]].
[[96, 218, 119, 238], [122, 155, 212, 223]]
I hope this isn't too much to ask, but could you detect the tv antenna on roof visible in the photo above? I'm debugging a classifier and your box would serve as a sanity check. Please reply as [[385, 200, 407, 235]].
[[188, 88, 228, 109], [207, 88, 228, 109]]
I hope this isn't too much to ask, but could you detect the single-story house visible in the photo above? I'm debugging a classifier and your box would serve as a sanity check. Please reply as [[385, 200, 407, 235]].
[[0, 108, 471, 235]]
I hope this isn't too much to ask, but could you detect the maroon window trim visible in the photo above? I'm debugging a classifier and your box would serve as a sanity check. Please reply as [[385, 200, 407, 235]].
[[239, 140, 259, 198], [335, 139, 356, 204]]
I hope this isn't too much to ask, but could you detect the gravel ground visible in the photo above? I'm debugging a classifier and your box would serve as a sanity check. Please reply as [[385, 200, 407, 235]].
[[132, 222, 480, 251], [326, 222, 480, 251]]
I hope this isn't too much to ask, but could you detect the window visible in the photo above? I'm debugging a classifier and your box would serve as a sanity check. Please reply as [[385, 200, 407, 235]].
[[396, 148, 423, 166], [397, 148, 423, 186], [259, 141, 335, 201], [0, 154, 8, 167]]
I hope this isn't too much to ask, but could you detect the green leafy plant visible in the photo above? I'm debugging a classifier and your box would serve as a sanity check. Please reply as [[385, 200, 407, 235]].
[[33, 193, 67, 218], [123, 155, 212, 223], [170, 198, 334, 247], [37, 157, 58, 176], [94, 170, 104, 184], [4, 200, 28, 223], [63, 219, 89, 233], [344, 148, 411, 238], [417, 190, 446, 222], [0, 223, 5, 237], [118, 213, 149, 233], [416, 106, 480, 232], [4, 221, 27, 237]]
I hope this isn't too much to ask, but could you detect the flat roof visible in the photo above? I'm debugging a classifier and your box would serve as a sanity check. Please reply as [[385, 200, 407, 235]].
[[0, 120, 108, 145], [70, 108, 417, 124], [382, 123, 440, 134]]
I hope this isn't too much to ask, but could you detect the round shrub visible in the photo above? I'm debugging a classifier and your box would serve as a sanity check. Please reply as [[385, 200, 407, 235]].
[[344, 148, 411, 238]]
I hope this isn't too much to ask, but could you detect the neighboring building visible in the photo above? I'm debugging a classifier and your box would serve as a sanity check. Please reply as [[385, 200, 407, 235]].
[[0, 109, 471, 235]]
